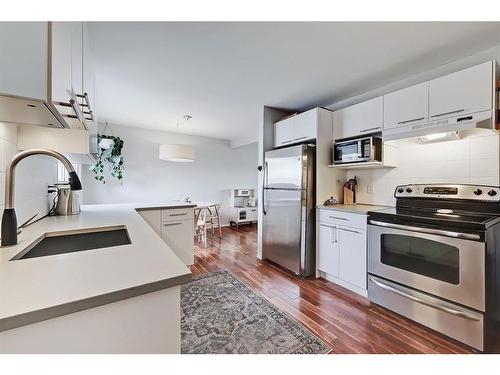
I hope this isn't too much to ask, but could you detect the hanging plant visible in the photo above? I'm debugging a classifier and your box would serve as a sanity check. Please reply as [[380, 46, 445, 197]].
[[90, 134, 124, 184]]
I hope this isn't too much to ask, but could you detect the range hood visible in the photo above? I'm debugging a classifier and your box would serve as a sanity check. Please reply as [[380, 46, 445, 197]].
[[17, 116, 98, 165], [0, 93, 70, 129], [383, 110, 494, 141]]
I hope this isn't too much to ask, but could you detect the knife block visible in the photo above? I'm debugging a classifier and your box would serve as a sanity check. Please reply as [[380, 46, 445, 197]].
[[343, 187, 355, 204]]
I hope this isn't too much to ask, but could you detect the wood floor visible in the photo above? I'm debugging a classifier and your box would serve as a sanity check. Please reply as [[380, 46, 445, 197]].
[[191, 224, 475, 354]]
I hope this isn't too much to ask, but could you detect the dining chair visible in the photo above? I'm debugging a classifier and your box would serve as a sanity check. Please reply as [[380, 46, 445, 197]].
[[193, 207, 207, 247], [207, 203, 222, 238]]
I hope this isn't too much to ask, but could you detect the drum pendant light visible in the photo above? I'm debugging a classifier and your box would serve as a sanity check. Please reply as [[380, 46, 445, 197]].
[[159, 144, 195, 162]]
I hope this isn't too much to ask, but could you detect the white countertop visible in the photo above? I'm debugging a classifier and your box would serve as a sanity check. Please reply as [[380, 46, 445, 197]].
[[317, 203, 391, 214], [0, 203, 194, 332]]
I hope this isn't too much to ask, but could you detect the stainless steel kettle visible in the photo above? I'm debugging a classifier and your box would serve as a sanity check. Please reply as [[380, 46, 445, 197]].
[[55, 185, 81, 215]]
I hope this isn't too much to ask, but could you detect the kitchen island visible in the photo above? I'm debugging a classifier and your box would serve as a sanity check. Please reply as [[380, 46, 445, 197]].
[[0, 203, 195, 354]]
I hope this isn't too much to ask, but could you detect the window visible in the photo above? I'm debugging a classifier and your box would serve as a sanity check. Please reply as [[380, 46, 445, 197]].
[[57, 162, 81, 184]]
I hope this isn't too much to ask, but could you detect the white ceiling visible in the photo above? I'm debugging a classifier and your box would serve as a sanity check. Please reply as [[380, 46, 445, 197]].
[[89, 22, 500, 147]]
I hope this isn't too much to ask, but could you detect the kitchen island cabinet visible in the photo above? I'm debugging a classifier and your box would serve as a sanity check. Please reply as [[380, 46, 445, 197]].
[[0, 203, 193, 353]]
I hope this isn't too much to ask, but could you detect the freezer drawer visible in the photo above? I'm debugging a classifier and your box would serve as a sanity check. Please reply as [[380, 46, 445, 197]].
[[368, 275, 484, 351], [263, 189, 303, 274]]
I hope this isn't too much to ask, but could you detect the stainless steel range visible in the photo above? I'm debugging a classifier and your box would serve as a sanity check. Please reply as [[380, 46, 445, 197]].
[[367, 184, 500, 352]]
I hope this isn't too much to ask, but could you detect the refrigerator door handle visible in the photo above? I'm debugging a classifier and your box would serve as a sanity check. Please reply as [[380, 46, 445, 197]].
[[263, 161, 268, 215]]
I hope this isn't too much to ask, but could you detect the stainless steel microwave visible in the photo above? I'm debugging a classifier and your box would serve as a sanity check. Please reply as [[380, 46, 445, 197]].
[[333, 136, 382, 164]]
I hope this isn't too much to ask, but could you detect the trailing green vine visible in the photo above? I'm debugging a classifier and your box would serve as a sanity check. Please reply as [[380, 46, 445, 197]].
[[90, 134, 124, 184]]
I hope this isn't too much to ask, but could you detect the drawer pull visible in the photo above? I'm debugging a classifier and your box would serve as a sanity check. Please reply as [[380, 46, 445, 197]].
[[169, 213, 187, 216], [431, 109, 464, 118], [339, 227, 361, 234], [163, 222, 182, 227], [329, 215, 348, 220], [397, 117, 425, 125], [359, 126, 381, 133]]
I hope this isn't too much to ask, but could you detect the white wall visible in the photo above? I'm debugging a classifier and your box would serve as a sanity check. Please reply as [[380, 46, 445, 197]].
[[347, 130, 500, 207], [0, 123, 57, 225], [81, 124, 258, 225]]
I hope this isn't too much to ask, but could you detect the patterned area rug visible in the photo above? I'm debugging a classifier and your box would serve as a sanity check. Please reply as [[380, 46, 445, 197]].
[[180, 270, 331, 354]]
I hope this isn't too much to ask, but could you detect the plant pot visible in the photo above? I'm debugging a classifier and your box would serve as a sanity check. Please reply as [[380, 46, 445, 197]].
[[99, 138, 115, 150]]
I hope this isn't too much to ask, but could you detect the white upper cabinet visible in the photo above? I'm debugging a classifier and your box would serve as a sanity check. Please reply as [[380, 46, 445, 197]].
[[0, 22, 48, 99], [50, 22, 85, 129], [333, 96, 383, 140], [51, 22, 83, 103], [83, 23, 95, 114], [50, 22, 74, 103], [274, 108, 318, 148], [383, 82, 429, 129], [429, 61, 493, 119], [0, 22, 84, 105], [71, 23, 83, 101]]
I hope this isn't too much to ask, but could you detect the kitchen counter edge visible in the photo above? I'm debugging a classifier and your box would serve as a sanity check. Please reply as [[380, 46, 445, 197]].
[[317, 204, 391, 214]]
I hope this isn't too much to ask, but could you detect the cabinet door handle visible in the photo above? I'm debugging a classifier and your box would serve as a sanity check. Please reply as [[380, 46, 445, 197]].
[[329, 215, 348, 221], [359, 126, 381, 133], [293, 136, 307, 141], [331, 226, 338, 243], [431, 109, 464, 118], [339, 227, 362, 234], [169, 213, 187, 217], [163, 222, 182, 227], [397, 117, 425, 125]]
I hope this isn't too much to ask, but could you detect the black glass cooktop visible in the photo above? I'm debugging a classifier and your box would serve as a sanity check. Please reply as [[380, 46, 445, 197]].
[[369, 206, 500, 231]]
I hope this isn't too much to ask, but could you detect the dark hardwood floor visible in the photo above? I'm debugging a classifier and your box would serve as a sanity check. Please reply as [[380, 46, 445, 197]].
[[191, 224, 474, 354]]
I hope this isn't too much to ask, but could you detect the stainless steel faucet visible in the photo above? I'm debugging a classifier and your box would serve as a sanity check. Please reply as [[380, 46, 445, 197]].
[[1, 149, 82, 247]]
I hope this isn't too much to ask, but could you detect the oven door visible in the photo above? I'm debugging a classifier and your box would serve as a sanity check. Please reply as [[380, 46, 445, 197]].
[[368, 221, 485, 311]]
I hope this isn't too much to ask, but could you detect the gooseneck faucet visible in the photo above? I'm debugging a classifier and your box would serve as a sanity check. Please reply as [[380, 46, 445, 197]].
[[1, 149, 82, 247]]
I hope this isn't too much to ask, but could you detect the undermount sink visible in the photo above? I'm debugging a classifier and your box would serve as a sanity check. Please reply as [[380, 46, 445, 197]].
[[10, 225, 131, 261]]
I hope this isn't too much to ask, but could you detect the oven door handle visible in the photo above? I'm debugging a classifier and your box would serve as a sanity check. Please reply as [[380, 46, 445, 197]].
[[368, 220, 480, 241], [369, 276, 481, 321]]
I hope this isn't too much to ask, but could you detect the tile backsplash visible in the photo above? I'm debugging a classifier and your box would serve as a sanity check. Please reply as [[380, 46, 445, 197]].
[[0, 123, 57, 224], [347, 129, 500, 207]]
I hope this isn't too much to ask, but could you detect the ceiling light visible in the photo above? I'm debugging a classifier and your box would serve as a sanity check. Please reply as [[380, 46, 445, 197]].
[[159, 144, 195, 162], [418, 131, 460, 144]]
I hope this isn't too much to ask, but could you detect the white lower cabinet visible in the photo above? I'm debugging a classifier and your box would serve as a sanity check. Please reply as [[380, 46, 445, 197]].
[[318, 224, 340, 277], [161, 220, 194, 266], [317, 209, 368, 296], [138, 207, 194, 266], [338, 226, 367, 290]]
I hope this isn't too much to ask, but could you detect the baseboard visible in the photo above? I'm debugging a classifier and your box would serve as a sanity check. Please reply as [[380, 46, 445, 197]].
[[318, 270, 368, 298]]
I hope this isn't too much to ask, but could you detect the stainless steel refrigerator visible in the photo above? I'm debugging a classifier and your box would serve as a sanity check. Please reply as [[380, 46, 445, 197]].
[[262, 144, 315, 276]]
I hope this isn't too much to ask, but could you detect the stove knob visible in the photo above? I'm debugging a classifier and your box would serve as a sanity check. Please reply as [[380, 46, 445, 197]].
[[488, 190, 498, 197], [397, 188, 404, 193], [406, 188, 413, 193], [473, 189, 483, 196]]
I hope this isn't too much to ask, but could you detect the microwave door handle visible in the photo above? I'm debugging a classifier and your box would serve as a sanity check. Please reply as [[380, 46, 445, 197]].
[[369, 276, 481, 321], [368, 220, 480, 240]]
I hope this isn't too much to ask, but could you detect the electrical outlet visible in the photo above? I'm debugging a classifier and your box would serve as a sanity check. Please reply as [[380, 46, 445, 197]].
[[367, 183, 374, 194]]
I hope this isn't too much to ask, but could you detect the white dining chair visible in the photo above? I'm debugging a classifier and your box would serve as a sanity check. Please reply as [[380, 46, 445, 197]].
[[194, 207, 207, 247], [206, 203, 222, 238]]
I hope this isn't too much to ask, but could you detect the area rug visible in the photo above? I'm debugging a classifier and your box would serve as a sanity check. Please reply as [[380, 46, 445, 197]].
[[180, 270, 331, 354]]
